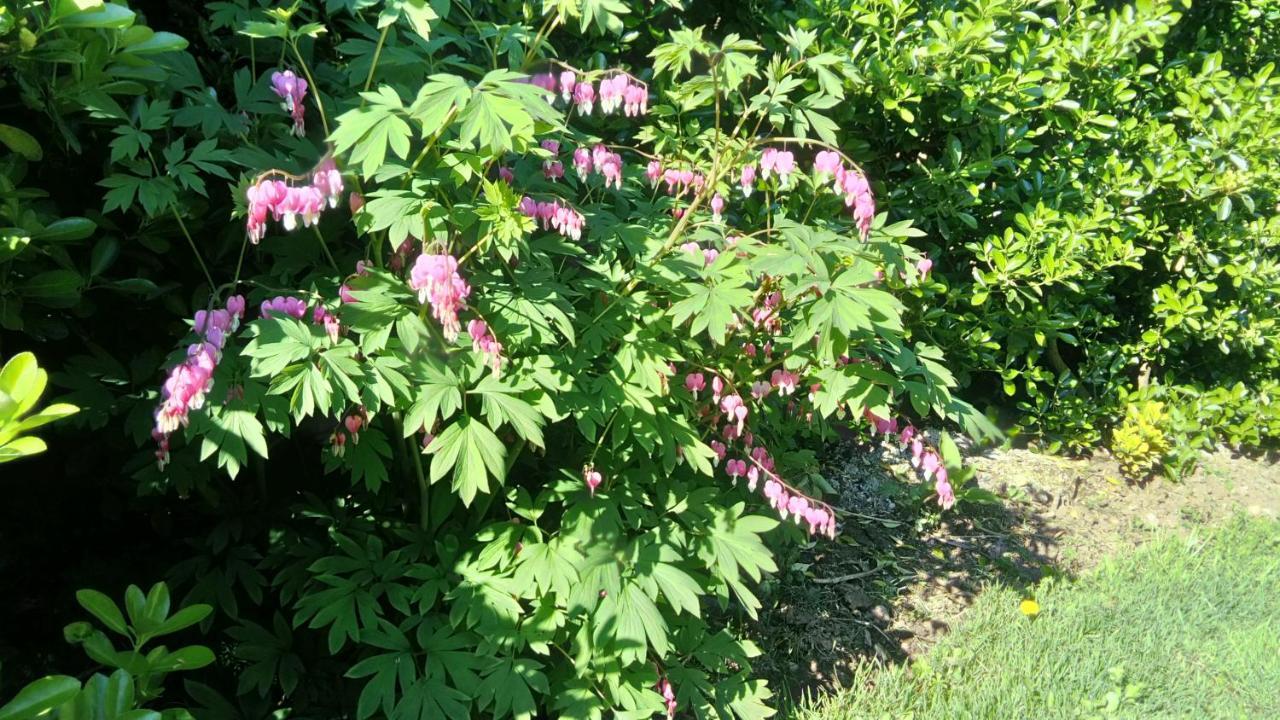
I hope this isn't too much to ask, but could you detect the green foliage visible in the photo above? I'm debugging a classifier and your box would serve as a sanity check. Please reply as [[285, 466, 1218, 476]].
[[0, 581, 209, 720], [1110, 399, 1171, 479], [0, 0, 989, 715], [770, 0, 1280, 470], [5, 0, 1279, 715], [0, 351, 77, 463]]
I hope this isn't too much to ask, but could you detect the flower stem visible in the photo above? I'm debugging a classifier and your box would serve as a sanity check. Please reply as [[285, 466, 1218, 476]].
[[312, 226, 339, 270], [289, 41, 331, 136], [169, 205, 216, 291], [410, 432, 430, 530], [363, 25, 390, 93]]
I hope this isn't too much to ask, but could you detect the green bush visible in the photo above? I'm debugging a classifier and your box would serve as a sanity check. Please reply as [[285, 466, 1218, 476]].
[[1, 0, 990, 717], [770, 0, 1280, 471]]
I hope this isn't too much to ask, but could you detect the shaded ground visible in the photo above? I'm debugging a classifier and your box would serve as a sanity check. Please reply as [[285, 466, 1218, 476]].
[[755, 440, 1280, 701]]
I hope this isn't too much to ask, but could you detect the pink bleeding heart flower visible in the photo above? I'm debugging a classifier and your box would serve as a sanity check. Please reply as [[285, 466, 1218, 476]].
[[573, 147, 593, 180], [408, 254, 471, 341], [583, 467, 603, 496], [935, 466, 955, 510], [899, 425, 917, 445], [814, 150, 843, 178], [920, 450, 941, 480], [559, 70, 576, 101], [270, 69, 308, 136], [917, 257, 934, 278], [685, 372, 706, 397], [710, 440, 727, 465], [646, 160, 662, 185], [573, 82, 595, 114], [468, 319, 503, 375], [740, 164, 756, 197]]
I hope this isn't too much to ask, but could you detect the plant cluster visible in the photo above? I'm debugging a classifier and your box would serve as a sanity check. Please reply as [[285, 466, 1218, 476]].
[[769, 0, 1280, 475], [1, 0, 992, 717], [5, 0, 1280, 716]]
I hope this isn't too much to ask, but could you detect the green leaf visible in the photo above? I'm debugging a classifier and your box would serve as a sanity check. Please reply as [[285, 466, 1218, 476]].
[[0, 436, 47, 463], [653, 563, 701, 617], [0, 125, 42, 161], [476, 658, 548, 720], [155, 604, 213, 636], [329, 87, 413, 178], [0, 676, 80, 720], [122, 31, 188, 54], [58, 3, 135, 28], [668, 279, 754, 345], [103, 669, 135, 719], [616, 582, 669, 657], [76, 589, 129, 636], [469, 375, 546, 449], [409, 74, 471, 131], [35, 217, 96, 243], [426, 415, 507, 506], [150, 645, 216, 672]]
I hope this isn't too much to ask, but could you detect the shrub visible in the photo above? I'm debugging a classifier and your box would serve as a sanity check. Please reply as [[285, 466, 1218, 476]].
[[0, 352, 77, 463], [767, 0, 1280, 471], [0, 1, 994, 716], [0, 582, 210, 720]]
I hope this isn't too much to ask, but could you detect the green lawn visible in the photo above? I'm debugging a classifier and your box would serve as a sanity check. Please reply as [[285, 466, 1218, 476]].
[[797, 516, 1280, 719]]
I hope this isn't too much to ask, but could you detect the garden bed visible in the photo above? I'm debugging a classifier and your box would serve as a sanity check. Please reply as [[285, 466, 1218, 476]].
[[757, 444, 1280, 701]]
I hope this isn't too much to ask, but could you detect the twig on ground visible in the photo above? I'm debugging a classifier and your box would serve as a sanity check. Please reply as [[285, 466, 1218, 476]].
[[813, 563, 884, 584]]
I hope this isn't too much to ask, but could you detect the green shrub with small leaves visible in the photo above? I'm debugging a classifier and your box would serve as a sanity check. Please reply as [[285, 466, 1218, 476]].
[[765, 0, 1280, 469], [0, 351, 77, 463], [0, 582, 209, 720]]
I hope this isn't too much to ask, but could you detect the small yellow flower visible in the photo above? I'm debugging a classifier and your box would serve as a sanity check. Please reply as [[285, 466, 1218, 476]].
[[1020, 599, 1040, 617]]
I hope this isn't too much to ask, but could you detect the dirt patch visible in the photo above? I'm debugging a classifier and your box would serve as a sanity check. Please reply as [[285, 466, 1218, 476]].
[[754, 441, 1280, 701]]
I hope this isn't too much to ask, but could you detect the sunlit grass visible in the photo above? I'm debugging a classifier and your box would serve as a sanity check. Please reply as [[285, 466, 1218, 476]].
[[797, 516, 1280, 719]]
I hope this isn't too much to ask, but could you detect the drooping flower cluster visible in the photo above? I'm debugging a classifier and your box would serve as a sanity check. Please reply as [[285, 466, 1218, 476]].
[[313, 305, 341, 344], [540, 140, 564, 181], [244, 160, 345, 243], [529, 69, 647, 117], [260, 295, 308, 319], [153, 296, 246, 467], [409, 253, 471, 341], [685, 369, 838, 537], [658, 165, 707, 196], [657, 677, 676, 719], [867, 413, 956, 510], [467, 319, 503, 375], [519, 196, 585, 240], [270, 69, 308, 136], [680, 242, 719, 267], [331, 406, 369, 457], [568, 145, 624, 189], [813, 150, 875, 237], [759, 148, 796, 185], [260, 295, 341, 342]]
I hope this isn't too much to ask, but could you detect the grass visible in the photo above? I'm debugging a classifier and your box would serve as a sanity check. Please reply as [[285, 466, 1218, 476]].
[[795, 516, 1280, 719]]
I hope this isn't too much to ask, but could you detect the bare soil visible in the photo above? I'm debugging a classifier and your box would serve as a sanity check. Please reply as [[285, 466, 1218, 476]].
[[754, 441, 1280, 701]]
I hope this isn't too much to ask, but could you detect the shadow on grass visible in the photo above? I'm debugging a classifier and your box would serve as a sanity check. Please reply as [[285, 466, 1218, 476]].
[[751, 439, 1067, 703]]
